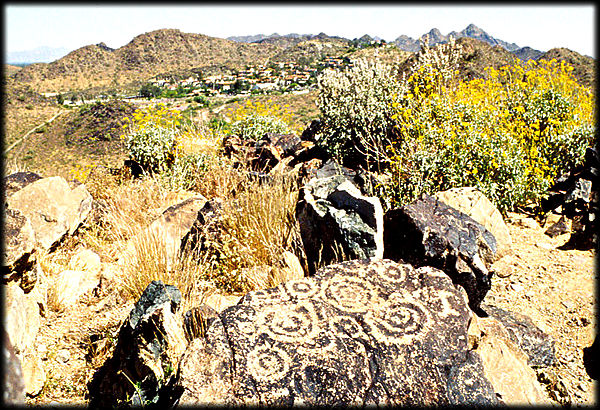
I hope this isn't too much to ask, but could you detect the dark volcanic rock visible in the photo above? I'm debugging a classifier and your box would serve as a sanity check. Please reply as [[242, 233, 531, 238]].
[[3, 171, 42, 200], [482, 303, 556, 368], [87, 280, 187, 407], [383, 194, 497, 315], [296, 174, 383, 275], [177, 259, 498, 406]]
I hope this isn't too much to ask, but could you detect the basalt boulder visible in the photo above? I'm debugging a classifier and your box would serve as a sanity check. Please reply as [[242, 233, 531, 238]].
[[383, 194, 497, 315], [176, 259, 499, 406], [481, 303, 556, 368], [296, 174, 384, 275], [87, 281, 187, 407]]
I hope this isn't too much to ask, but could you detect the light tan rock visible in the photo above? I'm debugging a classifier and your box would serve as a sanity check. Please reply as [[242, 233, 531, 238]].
[[2, 208, 37, 281], [21, 354, 46, 397], [3, 284, 42, 355], [6, 176, 92, 252], [119, 196, 207, 271], [203, 293, 242, 313], [434, 187, 512, 259], [469, 315, 551, 405]]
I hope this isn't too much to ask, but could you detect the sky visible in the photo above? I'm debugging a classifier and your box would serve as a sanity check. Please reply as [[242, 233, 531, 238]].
[[4, 4, 597, 58]]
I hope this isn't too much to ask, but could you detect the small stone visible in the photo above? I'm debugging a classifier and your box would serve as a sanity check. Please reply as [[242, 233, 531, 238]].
[[510, 283, 524, 292], [561, 300, 574, 310], [535, 242, 554, 250], [56, 349, 70, 363], [580, 317, 591, 326]]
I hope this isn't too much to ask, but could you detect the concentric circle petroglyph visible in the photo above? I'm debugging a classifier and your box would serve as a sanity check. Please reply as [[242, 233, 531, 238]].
[[247, 344, 292, 384], [321, 275, 382, 314], [364, 295, 432, 345], [282, 278, 319, 299], [255, 301, 322, 344], [329, 315, 367, 340], [373, 262, 410, 285]]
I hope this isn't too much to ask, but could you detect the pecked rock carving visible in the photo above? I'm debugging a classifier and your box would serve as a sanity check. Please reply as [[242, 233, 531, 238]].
[[383, 194, 497, 315], [176, 259, 499, 406]]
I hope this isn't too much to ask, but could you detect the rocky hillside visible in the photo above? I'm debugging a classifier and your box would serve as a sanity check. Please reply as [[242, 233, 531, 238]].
[[538, 47, 596, 89], [12, 29, 282, 93]]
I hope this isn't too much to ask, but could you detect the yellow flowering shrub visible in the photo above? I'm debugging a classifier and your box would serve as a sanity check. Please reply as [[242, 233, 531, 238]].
[[385, 56, 595, 214], [318, 38, 595, 214], [223, 99, 294, 141]]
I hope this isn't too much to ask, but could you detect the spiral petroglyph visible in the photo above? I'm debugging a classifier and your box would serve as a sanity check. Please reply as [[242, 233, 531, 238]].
[[256, 301, 322, 344], [247, 343, 292, 384], [364, 294, 432, 345], [283, 278, 319, 299], [321, 275, 382, 314]]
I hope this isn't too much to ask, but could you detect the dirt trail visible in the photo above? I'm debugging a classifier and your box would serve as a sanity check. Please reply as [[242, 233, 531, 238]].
[[4, 110, 66, 155]]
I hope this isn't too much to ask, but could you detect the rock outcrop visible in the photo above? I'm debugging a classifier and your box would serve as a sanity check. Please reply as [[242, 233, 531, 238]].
[[87, 281, 187, 407], [119, 196, 208, 271], [176, 259, 498, 406], [383, 194, 497, 315], [482, 303, 556, 368], [296, 175, 384, 274], [468, 314, 551, 405], [2, 330, 26, 405]]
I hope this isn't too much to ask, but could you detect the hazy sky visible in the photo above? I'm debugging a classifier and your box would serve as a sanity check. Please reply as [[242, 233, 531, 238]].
[[4, 4, 596, 57]]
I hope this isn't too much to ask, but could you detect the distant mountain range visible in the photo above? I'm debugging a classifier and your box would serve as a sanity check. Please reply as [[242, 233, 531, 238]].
[[6, 46, 71, 64], [229, 24, 543, 58]]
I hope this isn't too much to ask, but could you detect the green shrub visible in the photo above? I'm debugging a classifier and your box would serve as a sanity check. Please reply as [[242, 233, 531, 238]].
[[125, 126, 177, 173], [316, 57, 403, 168], [229, 113, 292, 141], [159, 152, 210, 191]]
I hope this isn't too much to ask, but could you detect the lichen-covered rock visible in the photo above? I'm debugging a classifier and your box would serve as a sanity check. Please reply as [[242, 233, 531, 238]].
[[87, 280, 187, 407], [176, 259, 498, 406], [384, 194, 497, 315], [5, 176, 92, 252], [296, 175, 384, 275], [2, 207, 37, 284], [481, 303, 556, 368], [434, 187, 512, 259]]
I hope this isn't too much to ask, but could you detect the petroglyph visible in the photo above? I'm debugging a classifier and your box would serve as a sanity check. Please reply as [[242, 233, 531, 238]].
[[177, 259, 498, 406]]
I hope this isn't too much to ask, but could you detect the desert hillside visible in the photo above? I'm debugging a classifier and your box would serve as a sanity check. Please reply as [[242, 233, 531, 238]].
[[2, 27, 596, 407]]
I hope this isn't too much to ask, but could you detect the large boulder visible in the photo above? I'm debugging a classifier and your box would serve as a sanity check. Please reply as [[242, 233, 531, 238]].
[[5, 176, 93, 252], [481, 303, 556, 368], [2, 265, 47, 356], [87, 280, 187, 407], [119, 196, 208, 271], [296, 174, 384, 275], [176, 259, 499, 406], [2, 207, 37, 284], [434, 187, 512, 259], [468, 314, 551, 405], [383, 194, 497, 315]]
